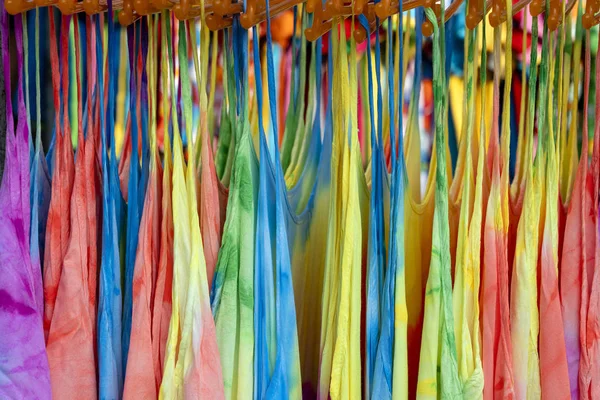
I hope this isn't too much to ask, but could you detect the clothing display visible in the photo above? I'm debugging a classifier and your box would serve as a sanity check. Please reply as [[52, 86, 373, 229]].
[[1, 0, 600, 399]]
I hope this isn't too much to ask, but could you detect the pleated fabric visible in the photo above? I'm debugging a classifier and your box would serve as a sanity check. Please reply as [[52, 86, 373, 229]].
[[451, 24, 483, 398], [0, 10, 51, 399], [317, 27, 366, 400], [538, 27, 571, 400], [123, 17, 166, 398], [578, 33, 600, 400], [97, 9, 126, 398], [509, 15, 543, 400], [28, 10, 51, 310], [45, 17, 98, 399], [251, 7, 302, 396], [210, 22, 257, 400], [416, 9, 461, 399], [481, 18, 515, 400], [159, 19, 224, 399], [403, 12, 438, 397], [43, 14, 75, 346]]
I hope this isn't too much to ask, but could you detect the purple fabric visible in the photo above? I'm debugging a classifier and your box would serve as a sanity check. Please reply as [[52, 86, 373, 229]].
[[0, 10, 51, 399]]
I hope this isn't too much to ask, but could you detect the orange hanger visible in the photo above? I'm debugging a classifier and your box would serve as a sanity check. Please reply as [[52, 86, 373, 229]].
[[83, 0, 106, 15], [489, 0, 574, 30], [305, 0, 366, 41], [5, 0, 36, 14], [582, 0, 600, 28], [240, 0, 303, 29], [211, 0, 242, 17], [119, 0, 140, 25], [56, 0, 85, 14], [374, 0, 435, 24], [206, 12, 234, 30], [353, 2, 376, 43], [421, 0, 474, 36], [135, 0, 165, 16], [83, 0, 125, 15], [241, 0, 271, 27], [36, 0, 58, 9], [203, 0, 241, 28]]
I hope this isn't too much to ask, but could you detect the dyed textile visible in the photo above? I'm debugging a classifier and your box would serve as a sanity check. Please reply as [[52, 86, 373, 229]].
[[123, 18, 166, 398], [2, 5, 600, 400], [45, 17, 98, 399], [538, 24, 570, 400], [317, 27, 366, 400], [0, 10, 51, 400], [159, 20, 224, 399], [416, 9, 461, 399]]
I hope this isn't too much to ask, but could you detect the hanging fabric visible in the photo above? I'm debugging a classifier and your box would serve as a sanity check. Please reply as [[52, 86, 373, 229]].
[[28, 9, 51, 290], [123, 15, 166, 398], [252, 0, 303, 396], [403, 10, 438, 398], [122, 19, 149, 373], [317, 21, 368, 400], [210, 20, 258, 400], [416, 7, 461, 398], [362, 10, 408, 400], [43, 13, 76, 345], [159, 14, 224, 398], [191, 16, 226, 289], [481, 3, 515, 398], [97, 6, 126, 396], [2, 2, 600, 400], [285, 20, 331, 397], [538, 13, 571, 399], [45, 15, 98, 399], [451, 16, 483, 398], [0, 7, 51, 399], [576, 28, 600, 400]]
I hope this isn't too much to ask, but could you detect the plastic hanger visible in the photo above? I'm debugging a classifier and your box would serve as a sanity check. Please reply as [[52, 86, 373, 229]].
[[36, 0, 58, 10], [305, 0, 365, 41], [82, 0, 105, 14], [353, 3, 375, 42], [374, 0, 434, 21], [82, 0, 125, 14], [204, 0, 299, 31], [582, 0, 600, 28], [489, 0, 575, 30], [174, 0, 205, 19], [118, 0, 140, 24], [240, 0, 303, 29], [56, 0, 86, 14], [5, 0, 36, 14], [421, 0, 471, 36], [135, 0, 165, 16]]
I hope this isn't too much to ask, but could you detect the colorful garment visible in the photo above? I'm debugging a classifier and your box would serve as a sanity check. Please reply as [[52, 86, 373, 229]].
[[45, 17, 98, 399], [510, 15, 542, 400], [159, 19, 224, 399], [123, 17, 166, 398], [210, 21, 257, 400], [538, 26, 570, 400], [317, 26, 365, 400], [0, 11, 51, 399], [416, 8, 461, 399], [481, 14, 515, 400]]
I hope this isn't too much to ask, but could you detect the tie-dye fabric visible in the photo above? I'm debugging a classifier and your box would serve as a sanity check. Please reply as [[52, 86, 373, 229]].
[[416, 9, 461, 399], [0, 10, 51, 399], [159, 19, 224, 399], [210, 21, 257, 400], [317, 27, 365, 400], [45, 17, 98, 399]]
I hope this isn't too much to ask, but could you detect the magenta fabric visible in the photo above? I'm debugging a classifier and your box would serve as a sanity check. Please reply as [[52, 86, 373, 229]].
[[0, 11, 51, 399]]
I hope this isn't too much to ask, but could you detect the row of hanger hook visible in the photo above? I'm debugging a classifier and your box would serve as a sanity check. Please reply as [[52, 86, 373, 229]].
[[3, 0, 595, 41]]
